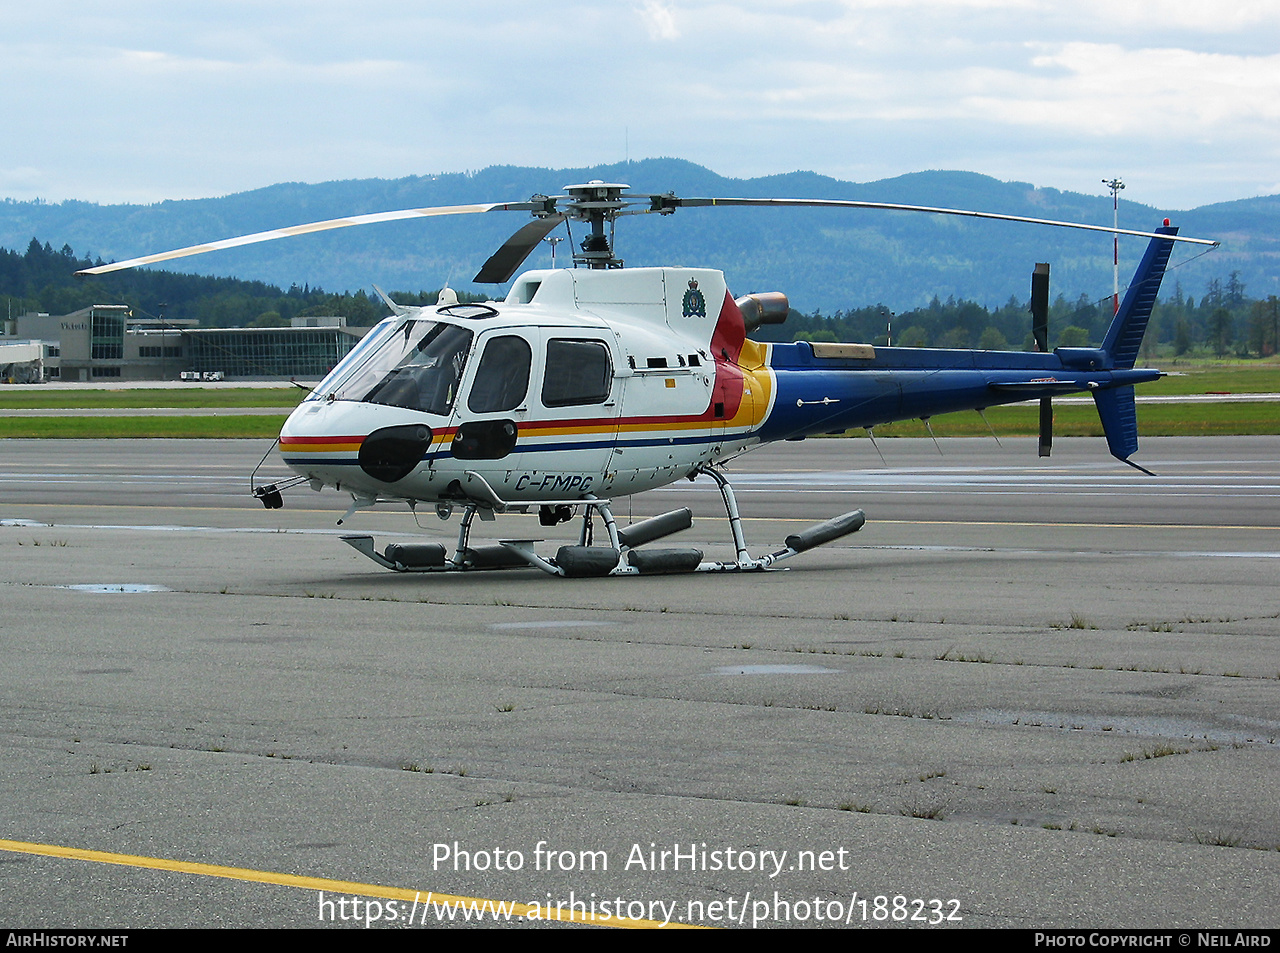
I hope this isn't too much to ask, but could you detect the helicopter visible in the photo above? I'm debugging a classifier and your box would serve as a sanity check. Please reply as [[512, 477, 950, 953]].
[[78, 181, 1218, 577]]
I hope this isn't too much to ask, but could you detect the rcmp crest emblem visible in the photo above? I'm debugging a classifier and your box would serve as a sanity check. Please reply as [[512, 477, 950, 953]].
[[681, 278, 707, 318]]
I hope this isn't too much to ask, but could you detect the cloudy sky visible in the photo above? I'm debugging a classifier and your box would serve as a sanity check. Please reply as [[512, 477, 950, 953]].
[[4, 0, 1277, 210]]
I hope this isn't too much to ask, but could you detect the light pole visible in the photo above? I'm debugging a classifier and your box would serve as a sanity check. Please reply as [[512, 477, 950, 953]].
[[880, 308, 894, 347], [158, 301, 168, 380], [1103, 178, 1124, 315], [1271, 295, 1278, 358]]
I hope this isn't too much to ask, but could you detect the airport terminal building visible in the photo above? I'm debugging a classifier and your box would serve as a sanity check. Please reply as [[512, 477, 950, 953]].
[[1, 305, 368, 382]]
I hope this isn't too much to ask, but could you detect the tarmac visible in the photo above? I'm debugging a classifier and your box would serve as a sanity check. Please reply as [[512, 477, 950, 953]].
[[0, 435, 1277, 929]]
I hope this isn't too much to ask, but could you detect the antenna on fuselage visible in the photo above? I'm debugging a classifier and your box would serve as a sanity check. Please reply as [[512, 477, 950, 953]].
[[864, 427, 886, 466], [921, 417, 944, 455], [975, 408, 1003, 447]]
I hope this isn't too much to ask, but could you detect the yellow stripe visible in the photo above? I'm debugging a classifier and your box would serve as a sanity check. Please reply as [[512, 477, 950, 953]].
[[0, 838, 701, 929], [615, 420, 712, 434], [525, 423, 620, 437], [739, 339, 769, 370], [281, 443, 362, 453]]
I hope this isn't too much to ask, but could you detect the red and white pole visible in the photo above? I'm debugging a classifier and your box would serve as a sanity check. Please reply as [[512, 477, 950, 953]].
[[1103, 178, 1125, 315]]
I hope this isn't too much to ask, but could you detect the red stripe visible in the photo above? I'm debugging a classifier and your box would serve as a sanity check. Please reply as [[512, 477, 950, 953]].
[[711, 290, 747, 419], [280, 434, 364, 446]]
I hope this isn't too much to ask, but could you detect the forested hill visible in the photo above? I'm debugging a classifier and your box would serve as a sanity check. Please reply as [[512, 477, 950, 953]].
[[1, 159, 1277, 314], [0, 239, 462, 329]]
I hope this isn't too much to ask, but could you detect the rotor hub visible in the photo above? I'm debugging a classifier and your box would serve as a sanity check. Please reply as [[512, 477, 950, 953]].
[[563, 181, 631, 269], [561, 181, 631, 220]]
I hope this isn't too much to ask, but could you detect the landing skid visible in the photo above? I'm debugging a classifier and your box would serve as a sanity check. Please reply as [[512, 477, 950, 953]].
[[340, 466, 864, 577]]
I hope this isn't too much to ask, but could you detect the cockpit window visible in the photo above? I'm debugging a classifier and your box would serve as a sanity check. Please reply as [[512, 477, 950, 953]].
[[306, 316, 399, 401], [331, 319, 473, 416], [468, 335, 531, 414]]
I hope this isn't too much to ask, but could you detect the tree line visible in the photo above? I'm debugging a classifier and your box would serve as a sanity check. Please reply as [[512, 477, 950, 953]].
[[0, 239, 485, 330], [757, 273, 1277, 359]]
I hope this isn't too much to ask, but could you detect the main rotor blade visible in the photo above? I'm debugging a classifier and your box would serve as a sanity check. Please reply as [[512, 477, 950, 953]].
[[75, 201, 541, 276], [669, 197, 1219, 246], [473, 213, 567, 283]]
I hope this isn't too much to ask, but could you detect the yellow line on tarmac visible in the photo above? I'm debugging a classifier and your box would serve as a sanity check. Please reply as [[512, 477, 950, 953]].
[[0, 838, 700, 929]]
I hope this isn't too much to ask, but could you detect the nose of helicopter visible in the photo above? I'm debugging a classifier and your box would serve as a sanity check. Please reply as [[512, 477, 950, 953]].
[[277, 399, 366, 484], [280, 399, 440, 490]]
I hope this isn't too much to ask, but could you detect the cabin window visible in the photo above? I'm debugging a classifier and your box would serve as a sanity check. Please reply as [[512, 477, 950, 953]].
[[468, 335, 531, 413], [542, 339, 612, 407]]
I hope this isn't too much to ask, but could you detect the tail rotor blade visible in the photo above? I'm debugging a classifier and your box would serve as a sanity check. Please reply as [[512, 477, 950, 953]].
[[1031, 262, 1050, 353], [1032, 261, 1052, 458], [1039, 397, 1053, 458]]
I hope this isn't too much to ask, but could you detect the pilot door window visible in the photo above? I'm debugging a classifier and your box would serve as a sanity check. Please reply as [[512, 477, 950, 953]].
[[542, 339, 612, 407], [467, 335, 532, 414], [334, 319, 473, 416]]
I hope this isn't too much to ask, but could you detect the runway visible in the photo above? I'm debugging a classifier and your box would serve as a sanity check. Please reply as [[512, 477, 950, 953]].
[[1, 435, 1276, 929]]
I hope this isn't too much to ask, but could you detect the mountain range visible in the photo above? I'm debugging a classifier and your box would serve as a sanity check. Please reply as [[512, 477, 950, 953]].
[[2, 158, 1276, 314]]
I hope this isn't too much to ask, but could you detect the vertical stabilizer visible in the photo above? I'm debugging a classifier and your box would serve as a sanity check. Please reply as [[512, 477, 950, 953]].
[[1093, 384, 1156, 474], [1093, 385, 1139, 461], [1101, 224, 1177, 369]]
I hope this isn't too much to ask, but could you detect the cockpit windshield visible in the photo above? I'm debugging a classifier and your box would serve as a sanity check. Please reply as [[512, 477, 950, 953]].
[[330, 319, 473, 416]]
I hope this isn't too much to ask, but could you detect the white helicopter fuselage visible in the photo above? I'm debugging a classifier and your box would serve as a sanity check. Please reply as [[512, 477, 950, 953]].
[[279, 220, 1179, 527], [279, 266, 774, 508]]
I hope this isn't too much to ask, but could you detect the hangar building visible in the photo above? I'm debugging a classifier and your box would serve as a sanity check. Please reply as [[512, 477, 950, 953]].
[[0, 306, 367, 381]]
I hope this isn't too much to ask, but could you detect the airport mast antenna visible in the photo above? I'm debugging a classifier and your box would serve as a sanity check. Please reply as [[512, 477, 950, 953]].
[[1103, 178, 1125, 315]]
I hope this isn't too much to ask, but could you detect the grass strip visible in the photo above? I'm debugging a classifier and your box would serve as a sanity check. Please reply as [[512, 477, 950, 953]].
[[1137, 366, 1280, 396], [0, 388, 304, 409], [0, 416, 288, 439]]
